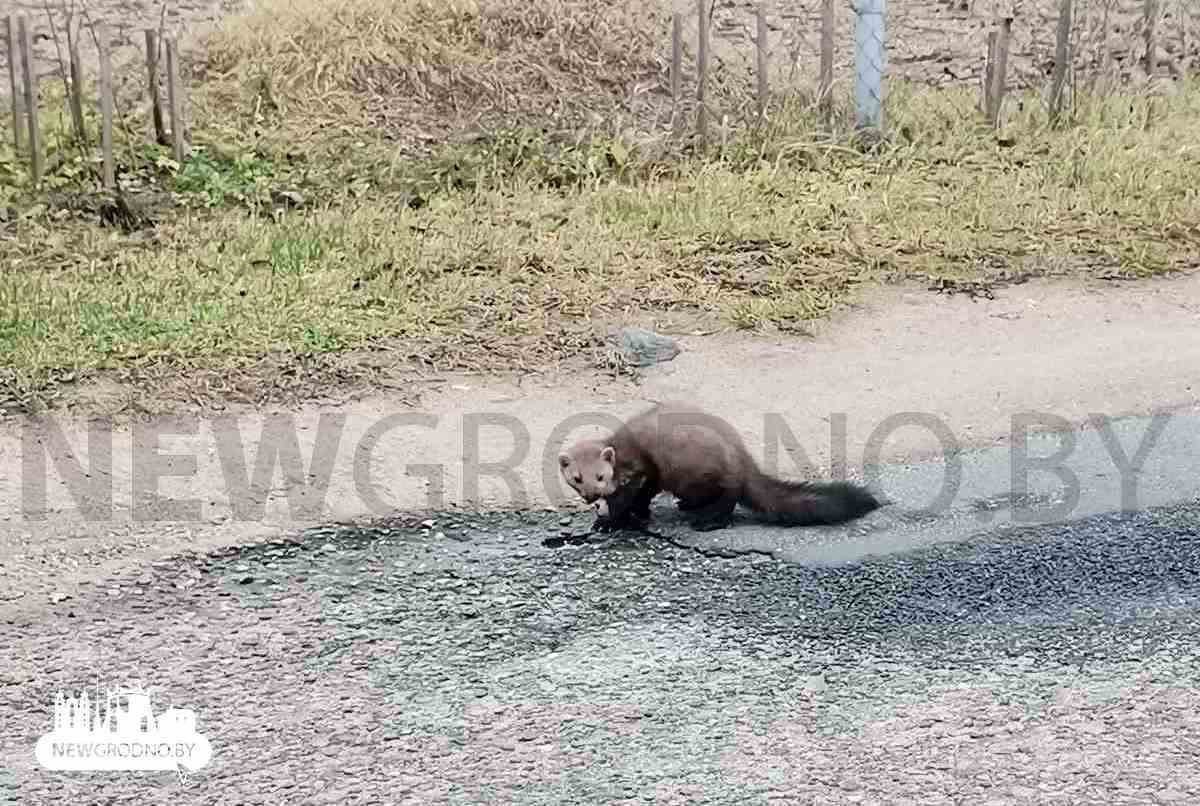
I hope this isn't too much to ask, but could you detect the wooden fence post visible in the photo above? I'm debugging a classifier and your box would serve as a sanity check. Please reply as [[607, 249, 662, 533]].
[[819, 0, 835, 124], [696, 0, 710, 147], [7, 15, 23, 152], [1142, 0, 1158, 75], [983, 30, 997, 118], [671, 14, 682, 102], [97, 22, 114, 188], [1049, 0, 1073, 125], [145, 29, 167, 145], [166, 38, 185, 162], [68, 31, 86, 143], [755, 3, 769, 122], [17, 15, 41, 184], [989, 17, 1013, 128]]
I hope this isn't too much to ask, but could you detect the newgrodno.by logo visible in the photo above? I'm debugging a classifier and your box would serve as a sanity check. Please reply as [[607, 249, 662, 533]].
[[34, 682, 212, 773]]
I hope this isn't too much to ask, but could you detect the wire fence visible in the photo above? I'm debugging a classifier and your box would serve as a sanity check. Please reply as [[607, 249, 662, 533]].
[[3, 0, 1200, 186], [670, 0, 1199, 141], [4, 12, 186, 188]]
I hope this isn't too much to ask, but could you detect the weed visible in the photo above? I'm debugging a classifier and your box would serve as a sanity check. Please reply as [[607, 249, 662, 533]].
[[174, 146, 276, 207]]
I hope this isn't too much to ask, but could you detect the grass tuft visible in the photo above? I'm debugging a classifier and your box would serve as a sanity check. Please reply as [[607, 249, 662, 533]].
[[191, 0, 669, 156]]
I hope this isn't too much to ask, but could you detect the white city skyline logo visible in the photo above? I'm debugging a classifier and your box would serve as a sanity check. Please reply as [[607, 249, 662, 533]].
[[34, 681, 212, 773]]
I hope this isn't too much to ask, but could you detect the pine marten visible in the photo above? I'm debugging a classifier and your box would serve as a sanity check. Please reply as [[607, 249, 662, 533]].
[[558, 401, 881, 532]]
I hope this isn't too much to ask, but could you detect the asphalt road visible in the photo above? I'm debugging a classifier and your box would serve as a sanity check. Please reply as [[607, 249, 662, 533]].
[[2, 412, 1200, 805]]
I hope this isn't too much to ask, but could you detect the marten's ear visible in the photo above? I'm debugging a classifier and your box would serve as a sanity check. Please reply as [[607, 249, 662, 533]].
[[600, 446, 615, 465], [557, 452, 571, 468]]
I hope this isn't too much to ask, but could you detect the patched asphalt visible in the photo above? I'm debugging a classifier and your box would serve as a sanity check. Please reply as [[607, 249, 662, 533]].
[[2, 411, 1200, 804]]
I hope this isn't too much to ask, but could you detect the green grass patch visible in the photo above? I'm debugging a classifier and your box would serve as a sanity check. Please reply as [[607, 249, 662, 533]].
[[3, 79, 1200, 409], [1, 0, 1199, 411]]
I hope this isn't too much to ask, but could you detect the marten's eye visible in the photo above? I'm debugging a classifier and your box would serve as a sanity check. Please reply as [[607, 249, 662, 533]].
[[573, 474, 582, 484], [596, 473, 604, 482]]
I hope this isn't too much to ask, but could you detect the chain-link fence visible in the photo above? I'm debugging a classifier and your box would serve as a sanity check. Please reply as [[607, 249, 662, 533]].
[[669, 0, 1200, 136]]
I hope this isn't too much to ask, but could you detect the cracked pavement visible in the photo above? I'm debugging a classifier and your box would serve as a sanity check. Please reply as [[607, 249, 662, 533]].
[[3, 411, 1200, 804]]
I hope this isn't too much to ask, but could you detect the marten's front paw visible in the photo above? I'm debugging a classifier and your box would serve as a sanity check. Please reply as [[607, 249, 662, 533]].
[[591, 500, 617, 532], [591, 516, 622, 533], [591, 500, 626, 527], [591, 511, 643, 533]]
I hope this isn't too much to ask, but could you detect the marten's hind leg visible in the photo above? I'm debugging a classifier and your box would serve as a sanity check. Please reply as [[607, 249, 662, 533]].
[[677, 487, 738, 531], [688, 495, 737, 531]]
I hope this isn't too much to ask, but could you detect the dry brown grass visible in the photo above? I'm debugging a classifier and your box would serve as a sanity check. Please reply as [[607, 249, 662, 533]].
[[191, 0, 675, 156]]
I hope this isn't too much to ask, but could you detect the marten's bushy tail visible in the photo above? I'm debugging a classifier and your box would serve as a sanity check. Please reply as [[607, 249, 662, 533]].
[[741, 470, 881, 525]]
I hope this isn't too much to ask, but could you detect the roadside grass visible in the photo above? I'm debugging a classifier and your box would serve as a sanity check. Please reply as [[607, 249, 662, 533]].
[[1, 0, 1199, 412]]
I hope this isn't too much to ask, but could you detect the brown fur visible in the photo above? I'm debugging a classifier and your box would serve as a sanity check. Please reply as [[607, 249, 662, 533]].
[[559, 402, 882, 532]]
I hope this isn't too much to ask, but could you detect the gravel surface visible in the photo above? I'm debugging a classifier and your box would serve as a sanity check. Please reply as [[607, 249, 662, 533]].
[[2, 500, 1199, 804]]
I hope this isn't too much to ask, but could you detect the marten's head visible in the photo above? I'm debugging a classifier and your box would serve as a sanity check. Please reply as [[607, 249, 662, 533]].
[[558, 440, 618, 503]]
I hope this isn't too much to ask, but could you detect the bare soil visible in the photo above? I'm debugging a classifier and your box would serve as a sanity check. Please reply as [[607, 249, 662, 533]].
[[0, 0, 239, 104], [3, 0, 1195, 110], [702, 0, 1199, 92]]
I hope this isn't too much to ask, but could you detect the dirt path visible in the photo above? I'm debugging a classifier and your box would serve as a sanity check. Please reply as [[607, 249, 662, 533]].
[[2, 272, 1198, 616]]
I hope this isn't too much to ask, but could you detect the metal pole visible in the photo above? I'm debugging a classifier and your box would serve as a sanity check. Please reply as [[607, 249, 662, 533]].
[[854, 0, 886, 133]]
